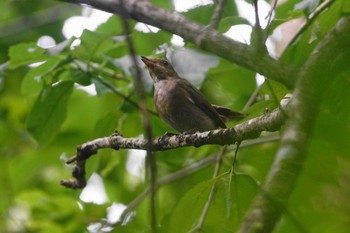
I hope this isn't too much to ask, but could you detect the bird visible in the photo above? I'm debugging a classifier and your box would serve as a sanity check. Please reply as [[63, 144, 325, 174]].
[[141, 56, 244, 134]]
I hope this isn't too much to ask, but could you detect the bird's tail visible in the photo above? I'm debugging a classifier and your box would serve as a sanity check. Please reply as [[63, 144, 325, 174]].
[[211, 104, 246, 123]]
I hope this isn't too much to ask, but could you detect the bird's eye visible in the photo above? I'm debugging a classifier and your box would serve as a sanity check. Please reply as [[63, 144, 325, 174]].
[[161, 60, 169, 66]]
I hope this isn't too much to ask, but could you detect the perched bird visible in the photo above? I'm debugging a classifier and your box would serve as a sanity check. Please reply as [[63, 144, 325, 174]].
[[141, 56, 244, 133]]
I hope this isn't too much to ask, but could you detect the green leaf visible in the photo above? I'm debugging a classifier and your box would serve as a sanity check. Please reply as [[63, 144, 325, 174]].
[[325, 75, 350, 126], [8, 42, 46, 69], [119, 112, 142, 136], [206, 174, 258, 232], [181, 0, 237, 25], [169, 174, 258, 233], [244, 100, 276, 118], [95, 15, 124, 35], [26, 81, 74, 145], [73, 29, 117, 60], [342, 0, 350, 13], [92, 78, 111, 95], [150, 0, 173, 11], [21, 56, 68, 97], [169, 178, 216, 233], [133, 30, 172, 55], [92, 110, 121, 138], [60, 68, 92, 86], [221, 0, 238, 18], [218, 16, 251, 33], [260, 79, 289, 103], [84, 29, 116, 56], [182, 5, 214, 25]]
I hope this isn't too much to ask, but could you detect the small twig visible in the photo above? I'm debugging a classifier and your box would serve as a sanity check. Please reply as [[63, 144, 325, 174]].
[[119, 1, 157, 231], [189, 146, 228, 233], [232, 141, 241, 169], [93, 76, 158, 116], [252, 0, 268, 53], [287, 0, 335, 48], [208, 0, 227, 29], [266, 0, 278, 27], [243, 84, 263, 111], [225, 140, 242, 221], [73, 58, 129, 82], [253, 0, 262, 31], [71, 59, 157, 116]]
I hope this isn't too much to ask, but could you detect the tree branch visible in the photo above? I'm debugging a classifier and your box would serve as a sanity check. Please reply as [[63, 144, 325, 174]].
[[60, 107, 285, 189], [61, 0, 297, 88], [238, 16, 350, 233]]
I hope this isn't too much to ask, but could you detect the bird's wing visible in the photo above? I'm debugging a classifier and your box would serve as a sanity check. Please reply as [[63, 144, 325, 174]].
[[177, 79, 227, 129]]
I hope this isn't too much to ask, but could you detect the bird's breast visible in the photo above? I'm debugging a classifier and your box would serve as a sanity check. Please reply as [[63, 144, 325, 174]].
[[154, 80, 178, 116]]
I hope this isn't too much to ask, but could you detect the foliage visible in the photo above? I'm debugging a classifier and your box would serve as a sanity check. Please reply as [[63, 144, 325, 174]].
[[0, 0, 349, 232]]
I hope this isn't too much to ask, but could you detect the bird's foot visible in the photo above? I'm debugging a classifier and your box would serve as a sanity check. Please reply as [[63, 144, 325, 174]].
[[158, 131, 177, 142], [112, 130, 123, 137]]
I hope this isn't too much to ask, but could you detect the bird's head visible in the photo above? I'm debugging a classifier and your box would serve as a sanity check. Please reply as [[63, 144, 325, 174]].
[[141, 56, 179, 82]]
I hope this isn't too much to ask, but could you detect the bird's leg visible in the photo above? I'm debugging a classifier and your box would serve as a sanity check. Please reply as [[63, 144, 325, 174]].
[[180, 129, 197, 135], [177, 129, 200, 142], [158, 131, 178, 142]]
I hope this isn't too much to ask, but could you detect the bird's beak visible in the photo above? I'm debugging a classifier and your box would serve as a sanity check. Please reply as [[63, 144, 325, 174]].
[[141, 56, 155, 68]]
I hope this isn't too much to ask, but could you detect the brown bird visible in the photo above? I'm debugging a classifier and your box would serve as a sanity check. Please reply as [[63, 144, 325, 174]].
[[141, 56, 244, 133]]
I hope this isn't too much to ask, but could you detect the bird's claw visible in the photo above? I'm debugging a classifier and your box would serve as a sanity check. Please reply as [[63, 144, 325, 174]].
[[112, 130, 122, 137], [158, 131, 177, 142]]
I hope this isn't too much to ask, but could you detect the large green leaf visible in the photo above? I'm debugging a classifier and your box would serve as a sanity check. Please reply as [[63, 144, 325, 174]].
[[26, 81, 74, 145], [8, 42, 46, 69], [92, 110, 121, 138], [260, 79, 289, 105], [342, 0, 350, 13], [169, 174, 257, 233], [72, 29, 118, 61], [169, 177, 216, 233], [95, 15, 124, 35], [133, 30, 172, 55], [324, 73, 350, 127]]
